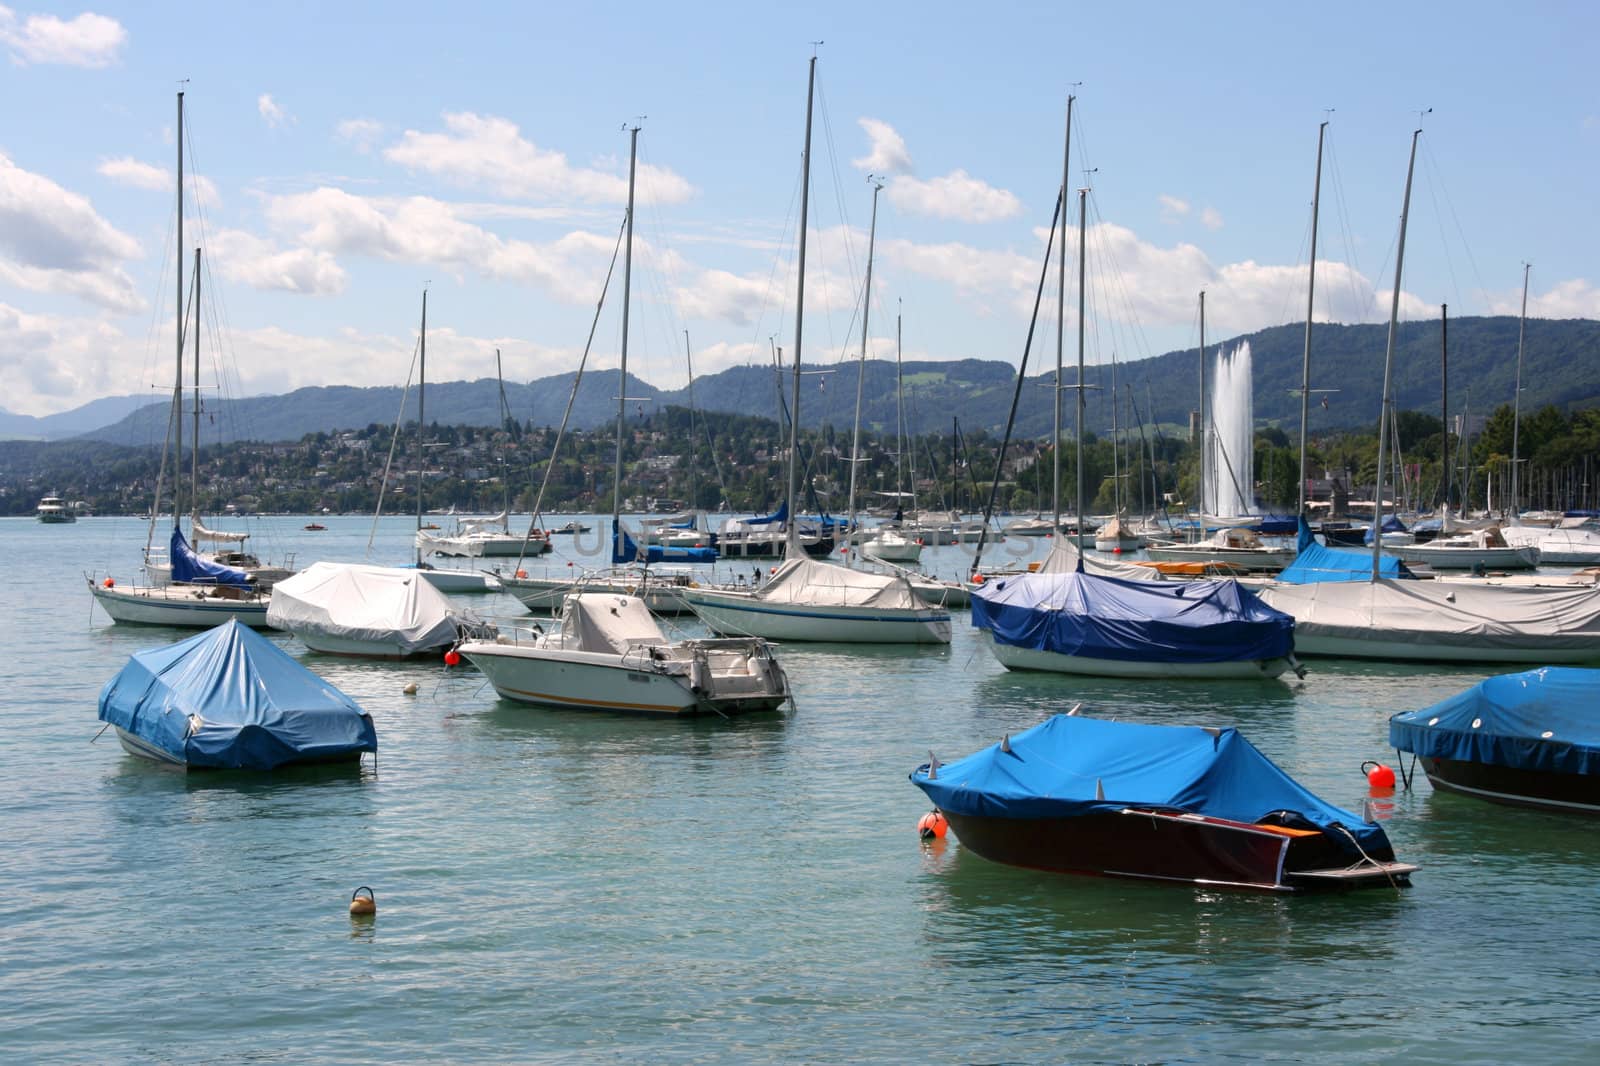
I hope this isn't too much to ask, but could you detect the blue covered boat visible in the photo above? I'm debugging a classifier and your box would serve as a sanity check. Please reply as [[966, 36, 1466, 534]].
[[912, 714, 1415, 892], [971, 568, 1299, 679], [98, 619, 377, 770], [1276, 517, 1414, 584], [1389, 667, 1600, 814]]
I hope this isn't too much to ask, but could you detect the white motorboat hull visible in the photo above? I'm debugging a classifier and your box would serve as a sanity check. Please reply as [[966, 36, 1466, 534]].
[[684, 589, 952, 644], [861, 540, 924, 564], [461, 640, 789, 716], [986, 636, 1292, 679], [114, 727, 187, 766], [91, 583, 270, 628], [1389, 545, 1540, 570], [415, 568, 502, 594]]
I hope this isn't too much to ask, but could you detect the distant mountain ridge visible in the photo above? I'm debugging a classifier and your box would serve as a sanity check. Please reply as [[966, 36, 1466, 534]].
[[24, 315, 1600, 446]]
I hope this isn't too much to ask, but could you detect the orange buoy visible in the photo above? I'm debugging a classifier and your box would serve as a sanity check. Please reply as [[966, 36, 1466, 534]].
[[349, 886, 376, 917], [515, 569, 527, 579], [443, 649, 461, 667], [103, 577, 115, 588], [1363, 760, 1397, 789], [971, 573, 985, 584], [917, 810, 948, 840]]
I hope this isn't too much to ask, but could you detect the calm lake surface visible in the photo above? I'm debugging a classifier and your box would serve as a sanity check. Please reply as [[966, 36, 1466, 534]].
[[4, 515, 1598, 1063]]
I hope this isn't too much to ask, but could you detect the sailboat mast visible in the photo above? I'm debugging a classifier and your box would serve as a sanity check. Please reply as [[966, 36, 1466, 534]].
[[1512, 262, 1529, 517], [174, 90, 185, 529], [1441, 304, 1450, 508], [1372, 127, 1423, 579], [784, 57, 817, 556], [1053, 94, 1074, 532], [1298, 120, 1327, 517], [847, 177, 883, 553], [895, 308, 905, 513], [1075, 186, 1087, 549], [1197, 290, 1206, 520], [416, 288, 427, 562], [191, 248, 201, 525], [614, 125, 639, 556]]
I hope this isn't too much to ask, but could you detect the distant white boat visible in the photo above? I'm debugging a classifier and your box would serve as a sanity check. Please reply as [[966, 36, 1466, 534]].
[[858, 526, 924, 563], [1389, 526, 1539, 570], [37, 495, 76, 524]]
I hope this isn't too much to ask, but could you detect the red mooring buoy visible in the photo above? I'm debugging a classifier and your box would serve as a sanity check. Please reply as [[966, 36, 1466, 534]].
[[917, 810, 949, 840], [1363, 761, 1397, 789]]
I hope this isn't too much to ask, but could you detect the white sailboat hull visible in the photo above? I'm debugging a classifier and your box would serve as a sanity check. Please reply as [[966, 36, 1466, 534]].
[[1389, 544, 1540, 570], [414, 568, 502, 594], [90, 582, 270, 628], [986, 635, 1291, 679], [684, 588, 952, 643]]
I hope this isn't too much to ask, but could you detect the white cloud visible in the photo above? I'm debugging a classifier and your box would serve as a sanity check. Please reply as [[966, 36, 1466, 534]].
[[384, 112, 694, 205], [1158, 194, 1190, 222], [264, 186, 626, 304], [1485, 277, 1600, 319], [887, 170, 1021, 223], [258, 93, 291, 129], [335, 118, 383, 153], [208, 228, 347, 295], [97, 156, 222, 206], [0, 301, 135, 411], [0, 5, 125, 67], [0, 151, 143, 311], [853, 118, 912, 175], [1200, 206, 1223, 231]]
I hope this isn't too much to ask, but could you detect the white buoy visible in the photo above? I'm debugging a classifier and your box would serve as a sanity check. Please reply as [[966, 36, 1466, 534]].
[[402, 682, 419, 696]]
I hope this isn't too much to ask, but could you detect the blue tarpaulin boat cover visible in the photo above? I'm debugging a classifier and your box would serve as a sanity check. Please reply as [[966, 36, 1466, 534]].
[[612, 522, 718, 565], [745, 502, 787, 526], [911, 715, 1388, 854], [169, 527, 251, 587], [98, 619, 377, 769], [971, 569, 1294, 664], [1389, 667, 1600, 776], [1277, 517, 1413, 583], [1252, 514, 1299, 535]]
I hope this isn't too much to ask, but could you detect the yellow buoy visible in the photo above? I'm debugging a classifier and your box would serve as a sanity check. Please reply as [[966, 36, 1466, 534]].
[[349, 886, 376, 917], [402, 682, 419, 696]]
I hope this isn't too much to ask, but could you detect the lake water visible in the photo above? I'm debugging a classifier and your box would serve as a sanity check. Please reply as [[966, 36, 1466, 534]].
[[4, 515, 1598, 1062]]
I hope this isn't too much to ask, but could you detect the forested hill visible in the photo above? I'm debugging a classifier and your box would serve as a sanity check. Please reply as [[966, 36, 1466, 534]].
[[40, 315, 1600, 445]]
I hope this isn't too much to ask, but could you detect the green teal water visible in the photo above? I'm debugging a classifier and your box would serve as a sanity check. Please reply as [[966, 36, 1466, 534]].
[[4, 516, 1599, 1062]]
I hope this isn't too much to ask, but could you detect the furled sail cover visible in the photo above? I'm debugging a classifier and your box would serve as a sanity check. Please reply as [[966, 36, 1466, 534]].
[[1278, 517, 1413, 583], [169, 528, 252, 587], [911, 715, 1389, 855], [1390, 666, 1600, 775], [1255, 578, 1600, 656], [266, 562, 461, 654], [190, 516, 251, 543], [754, 557, 925, 610], [612, 521, 718, 565], [97, 619, 376, 769], [972, 569, 1293, 664]]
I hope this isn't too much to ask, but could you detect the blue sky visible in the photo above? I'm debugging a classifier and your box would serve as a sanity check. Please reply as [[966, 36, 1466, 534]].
[[2, 1, 1596, 416]]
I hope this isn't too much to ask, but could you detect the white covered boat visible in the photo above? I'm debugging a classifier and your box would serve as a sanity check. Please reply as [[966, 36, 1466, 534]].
[[460, 593, 789, 716], [683, 556, 952, 644], [1499, 525, 1600, 566], [1254, 577, 1600, 662], [267, 562, 490, 658], [858, 527, 924, 563], [417, 511, 552, 559], [1092, 514, 1146, 552]]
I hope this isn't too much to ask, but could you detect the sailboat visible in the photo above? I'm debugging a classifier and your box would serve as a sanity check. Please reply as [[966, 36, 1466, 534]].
[[1255, 126, 1600, 661], [973, 106, 1298, 680], [457, 126, 792, 715], [90, 94, 271, 628], [682, 61, 951, 645]]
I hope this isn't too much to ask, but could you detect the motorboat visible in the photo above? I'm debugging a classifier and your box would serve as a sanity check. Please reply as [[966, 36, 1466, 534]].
[[1500, 525, 1600, 566], [971, 568, 1300, 680], [858, 526, 924, 564], [267, 561, 492, 658], [97, 619, 376, 770], [459, 593, 789, 716], [1390, 666, 1600, 814], [410, 563, 503, 594], [1389, 526, 1539, 571], [912, 713, 1416, 892]]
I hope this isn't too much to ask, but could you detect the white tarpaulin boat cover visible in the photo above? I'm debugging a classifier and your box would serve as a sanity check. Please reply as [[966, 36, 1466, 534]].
[[754, 557, 925, 609], [1037, 537, 1165, 581], [1255, 577, 1600, 656], [558, 594, 667, 654], [267, 562, 461, 654]]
